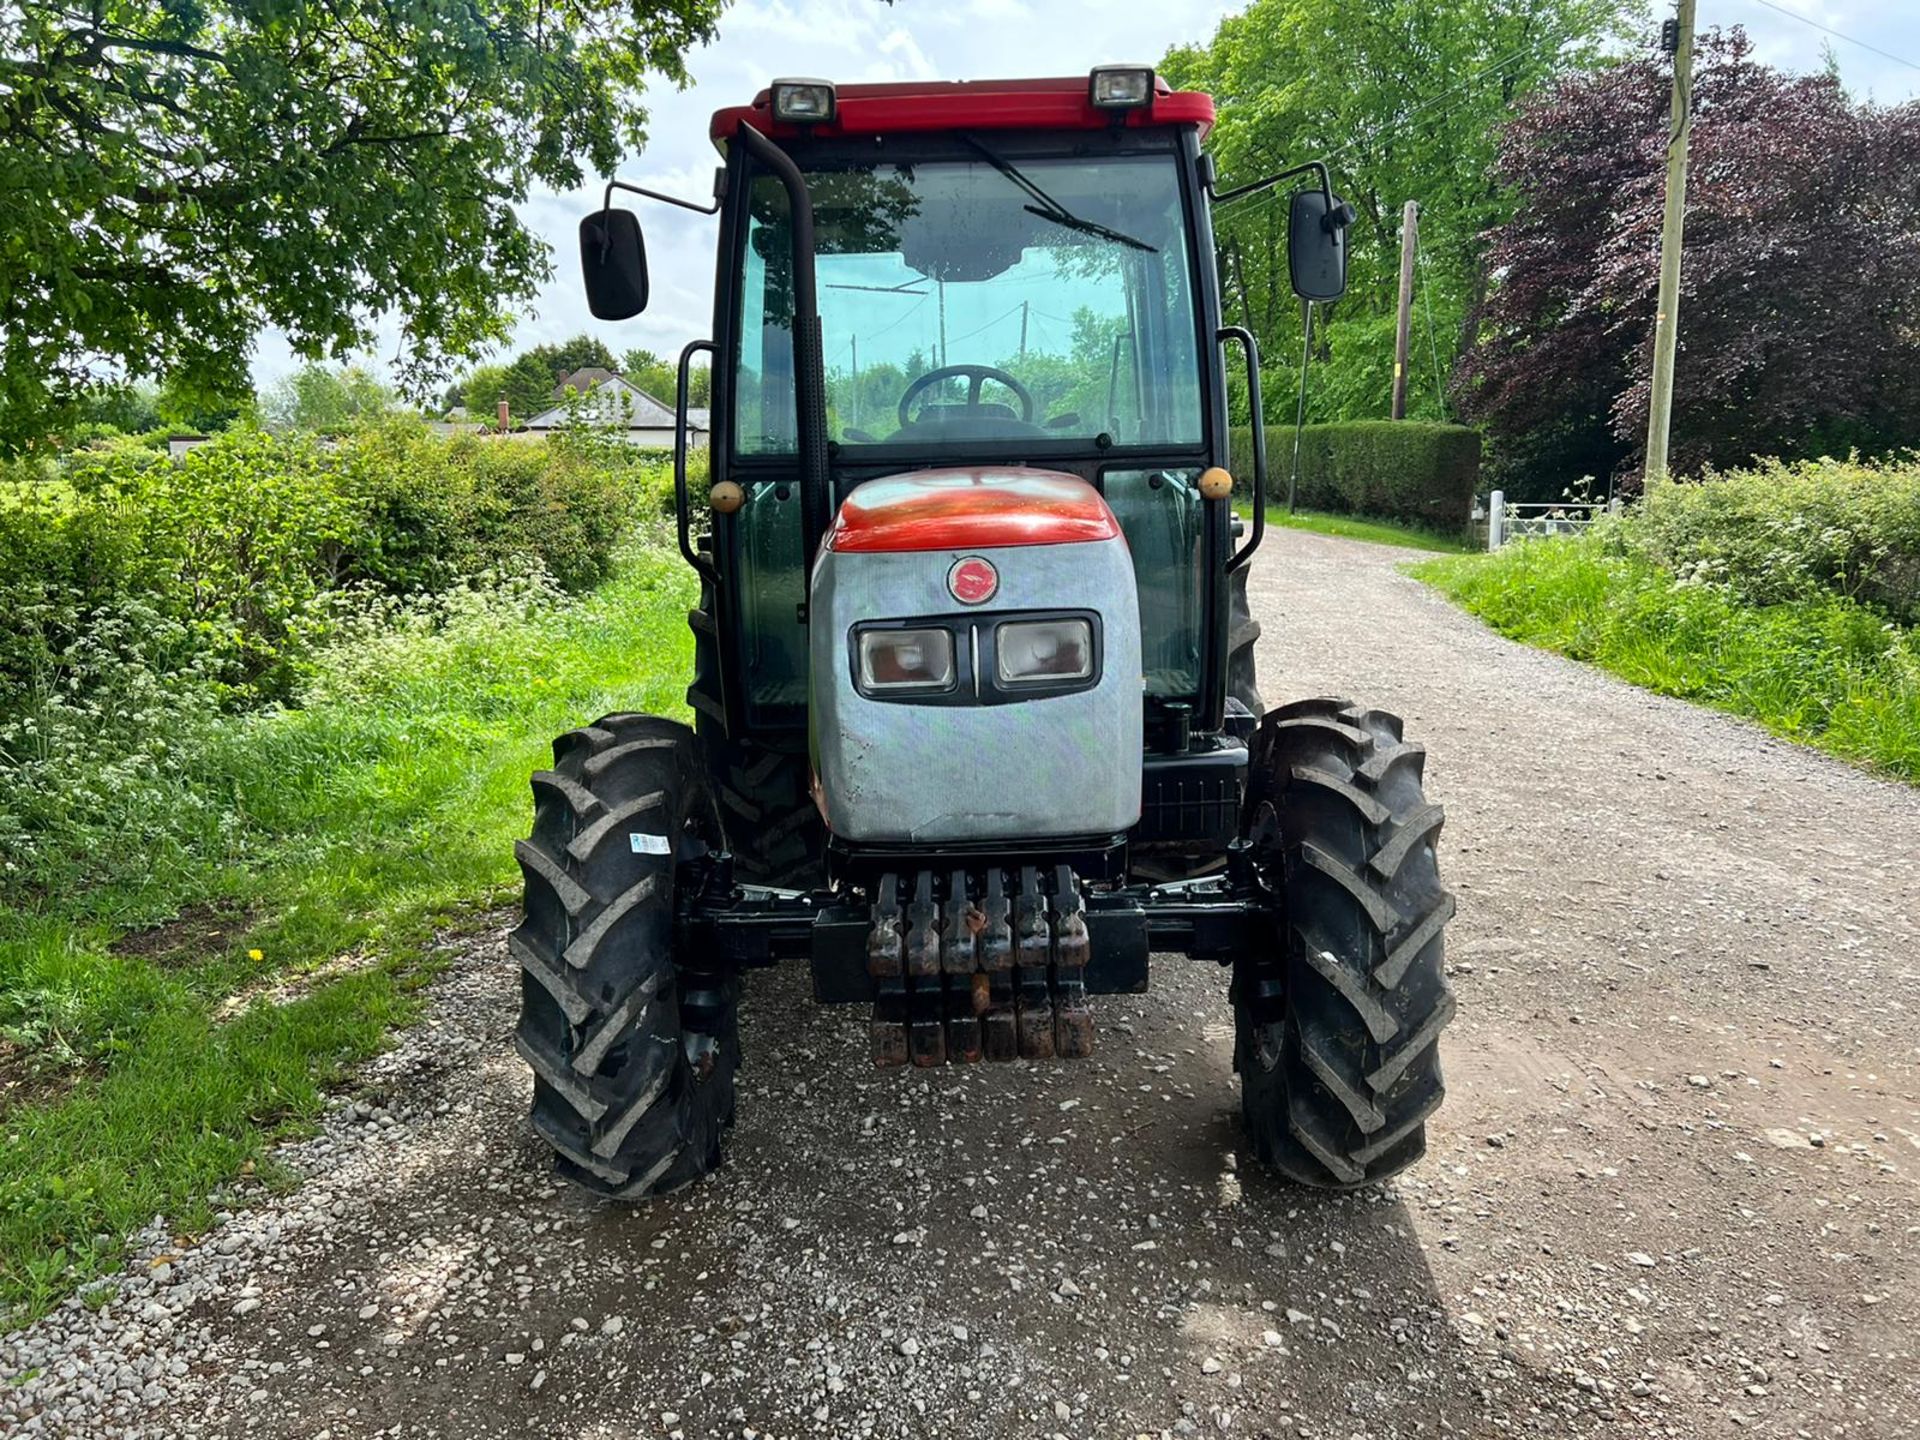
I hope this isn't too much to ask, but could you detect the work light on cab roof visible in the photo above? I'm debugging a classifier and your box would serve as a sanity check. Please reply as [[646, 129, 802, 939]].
[[517, 65, 1457, 1208], [1088, 65, 1156, 110], [769, 77, 836, 125]]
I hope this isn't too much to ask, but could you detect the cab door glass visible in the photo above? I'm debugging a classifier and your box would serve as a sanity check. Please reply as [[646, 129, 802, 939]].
[[1102, 468, 1205, 699], [737, 481, 808, 712]]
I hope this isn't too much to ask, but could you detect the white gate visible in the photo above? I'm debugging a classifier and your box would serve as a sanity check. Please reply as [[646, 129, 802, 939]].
[[1486, 492, 1623, 550]]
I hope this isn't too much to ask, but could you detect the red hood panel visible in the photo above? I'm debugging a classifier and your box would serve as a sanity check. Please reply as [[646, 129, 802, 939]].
[[825, 468, 1122, 554]]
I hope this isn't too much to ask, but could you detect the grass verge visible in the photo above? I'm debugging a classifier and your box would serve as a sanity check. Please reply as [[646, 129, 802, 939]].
[[0, 545, 694, 1323], [1260, 507, 1476, 553], [1413, 538, 1920, 782]]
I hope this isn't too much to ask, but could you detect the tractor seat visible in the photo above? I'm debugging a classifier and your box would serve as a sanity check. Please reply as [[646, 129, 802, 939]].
[[887, 408, 1046, 445]]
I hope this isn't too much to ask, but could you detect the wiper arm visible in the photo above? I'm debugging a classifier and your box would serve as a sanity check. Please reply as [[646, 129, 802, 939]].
[[959, 133, 1158, 254], [1018, 203, 1157, 253]]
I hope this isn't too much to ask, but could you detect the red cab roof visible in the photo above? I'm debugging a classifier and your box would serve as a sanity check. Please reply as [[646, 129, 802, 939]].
[[710, 76, 1214, 148], [825, 469, 1123, 554]]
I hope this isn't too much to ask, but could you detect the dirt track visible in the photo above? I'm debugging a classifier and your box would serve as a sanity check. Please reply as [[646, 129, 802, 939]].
[[6, 528, 1919, 1439]]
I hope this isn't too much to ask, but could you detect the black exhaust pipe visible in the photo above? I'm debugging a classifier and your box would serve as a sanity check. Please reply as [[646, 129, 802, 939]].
[[735, 123, 832, 567]]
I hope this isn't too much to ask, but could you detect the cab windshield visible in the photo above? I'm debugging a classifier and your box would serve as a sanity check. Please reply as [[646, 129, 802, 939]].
[[735, 148, 1204, 454]]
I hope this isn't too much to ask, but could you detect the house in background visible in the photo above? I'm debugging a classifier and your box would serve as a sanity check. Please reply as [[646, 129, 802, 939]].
[[516, 368, 708, 449]]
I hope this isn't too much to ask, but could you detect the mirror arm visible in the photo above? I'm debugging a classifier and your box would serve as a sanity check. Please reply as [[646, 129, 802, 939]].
[[675, 339, 720, 588], [600, 178, 723, 217], [584, 181, 722, 273], [1208, 159, 1334, 214], [1219, 325, 1266, 574]]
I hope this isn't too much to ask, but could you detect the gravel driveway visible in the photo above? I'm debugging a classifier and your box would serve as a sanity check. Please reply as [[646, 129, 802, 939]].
[[5, 528, 1918, 1439]]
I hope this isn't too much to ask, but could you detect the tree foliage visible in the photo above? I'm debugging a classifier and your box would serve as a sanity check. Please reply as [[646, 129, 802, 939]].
[[1455, 28, 1920, 491], [622, 347, 712, 407], [530, 336, 619, 379], [261, 365, 394, 433], [453, 335, 624, 421], [0, 0, 722, 453], [1161, 0, 1634, 427]]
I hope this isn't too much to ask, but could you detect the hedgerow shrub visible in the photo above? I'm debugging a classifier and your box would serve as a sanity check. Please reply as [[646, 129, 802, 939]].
[[1622, 456, 1920, 622], [0, 421, 676, 894], [327, 421, 652, 595], [1228, 421, 1480, 531], [0, 420, 669, 713]]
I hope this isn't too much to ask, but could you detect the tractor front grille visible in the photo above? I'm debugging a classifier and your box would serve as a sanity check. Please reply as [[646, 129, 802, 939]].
[[866, 864, 1092, 1067]]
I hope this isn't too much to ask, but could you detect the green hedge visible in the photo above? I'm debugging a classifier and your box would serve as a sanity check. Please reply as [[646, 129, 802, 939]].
[[1622, 457, 1920, 624], [0, 420, 669, 713], [1229, 421, 1481, 532]]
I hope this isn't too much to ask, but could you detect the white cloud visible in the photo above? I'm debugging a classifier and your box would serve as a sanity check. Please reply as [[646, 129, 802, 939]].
[[1709, 0, 1920, 102], [251, 0, 1920, 389]]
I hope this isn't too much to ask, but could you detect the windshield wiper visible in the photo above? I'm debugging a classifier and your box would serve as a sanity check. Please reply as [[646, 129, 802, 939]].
[[959, 133, 1158, 254]]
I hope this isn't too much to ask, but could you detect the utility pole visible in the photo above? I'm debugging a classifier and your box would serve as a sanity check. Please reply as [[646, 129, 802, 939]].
[[850, 335, 859, 429], [1644, 0, 1696, 484], [1391, 201, 1419, 420], [1019, 300, 1029, 358]]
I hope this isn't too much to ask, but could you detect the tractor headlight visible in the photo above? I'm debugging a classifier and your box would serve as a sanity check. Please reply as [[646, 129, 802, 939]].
[[996, 619, 1093, 685], [770, 78, 837, 125], [858, 627, 955, 693], [1088, 65, 1155, 110]]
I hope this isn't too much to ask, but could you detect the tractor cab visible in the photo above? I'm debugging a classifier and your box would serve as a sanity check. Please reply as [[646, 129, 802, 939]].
[[715, 78, 1225, 810], [520, 69, 1454, 1201], [589, 70, 1335, 877]]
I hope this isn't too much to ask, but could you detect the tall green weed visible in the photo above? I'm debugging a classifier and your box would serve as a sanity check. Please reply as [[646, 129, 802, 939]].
[[1625, 455, 1920, 621]]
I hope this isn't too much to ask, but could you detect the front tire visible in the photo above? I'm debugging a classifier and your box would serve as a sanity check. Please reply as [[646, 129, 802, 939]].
[[1234, 698, 1456, 1187], [512, 714, 739, 1198], [1226, 563, 1265, 721]]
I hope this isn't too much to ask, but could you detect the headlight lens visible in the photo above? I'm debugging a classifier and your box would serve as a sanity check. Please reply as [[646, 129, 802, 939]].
[[1089, 66, 1155, 109], [996, 619, 1093, 685], [858, 627, 955, 692], [770, 79, 837, 124]]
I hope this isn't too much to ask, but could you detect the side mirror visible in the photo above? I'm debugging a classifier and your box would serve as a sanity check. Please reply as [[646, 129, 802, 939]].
[[1288, 190, 1350, 303], [580, 208, 648, 319]]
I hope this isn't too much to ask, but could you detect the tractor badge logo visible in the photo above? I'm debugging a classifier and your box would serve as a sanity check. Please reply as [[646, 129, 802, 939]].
[[947, 556, 998, 605]]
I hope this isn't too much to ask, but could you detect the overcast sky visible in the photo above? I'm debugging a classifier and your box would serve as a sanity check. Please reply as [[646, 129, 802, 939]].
[[250, 0, 1920, 392]]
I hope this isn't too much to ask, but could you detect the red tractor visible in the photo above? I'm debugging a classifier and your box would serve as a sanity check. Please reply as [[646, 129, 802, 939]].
[[514, 69, 1455, 1199]]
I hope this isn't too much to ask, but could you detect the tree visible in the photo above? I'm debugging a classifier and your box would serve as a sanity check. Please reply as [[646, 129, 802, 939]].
[[1161, 0, 1634, 427], [528, 336, 619, 379], [261, 365, 395, 433], [459, 365, 512, 421], [1454, 28, 1920, 492], [74, 381, 161, 435], [622, 347, 710, 406], [0, 0, 723, 453], [155, 373, 253, 435], [499, 353, 566, 422], [451, 335, 630, 423]]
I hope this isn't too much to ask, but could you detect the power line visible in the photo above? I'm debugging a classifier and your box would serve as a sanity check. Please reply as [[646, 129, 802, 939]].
[[861, 295, 930, 344], [1222, 18, 1589, 219], [1743, 0, 1920, 75], [944, 300, 1028, 350]]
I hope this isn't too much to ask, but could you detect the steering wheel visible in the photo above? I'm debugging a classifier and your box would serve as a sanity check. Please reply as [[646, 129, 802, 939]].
[[898, 364, 1036, 429]]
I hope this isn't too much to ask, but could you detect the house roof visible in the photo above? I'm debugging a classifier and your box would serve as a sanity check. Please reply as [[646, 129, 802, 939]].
[[524, 374, 684, 431], [553, 366, 620, 398]]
